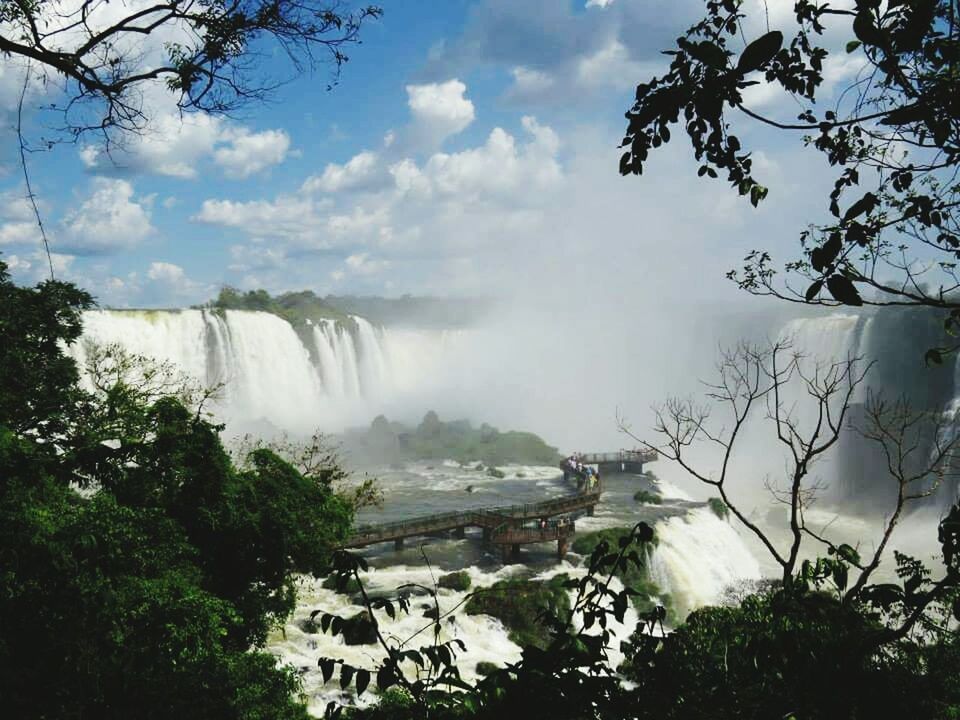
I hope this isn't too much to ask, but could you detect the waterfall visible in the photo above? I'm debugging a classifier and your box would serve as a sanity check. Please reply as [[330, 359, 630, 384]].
[[310, 321, 346, 397], [649, 508, 762, 620], [769, 308, 958, 511], [353, 316, 389, 396], [70, 309, 466, 435]]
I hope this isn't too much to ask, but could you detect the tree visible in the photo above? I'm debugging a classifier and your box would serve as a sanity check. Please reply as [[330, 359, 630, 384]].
[[0, 260, 355, 718], [620, 0, 960, 352], [622, 338, 956, 598], [1, 0, 382, 139], [614, 338, 960, 719]]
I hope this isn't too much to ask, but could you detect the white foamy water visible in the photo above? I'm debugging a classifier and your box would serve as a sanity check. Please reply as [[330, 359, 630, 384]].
[[69, 309, 468, 433], [265, 463, 763, 715], [649, 507, 762, 618]]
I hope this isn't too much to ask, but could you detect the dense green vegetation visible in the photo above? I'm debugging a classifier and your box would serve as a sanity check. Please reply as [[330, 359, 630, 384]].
[[210, 287, 353, 325], [474, 661, 498, 676], [634, 490, 662, 505], [0, 262, 354, 719], [464, 575, 571, 649], [620, 589, 960, 719], [707, 497, 728, 520], [571, 528, 665, 615], [438, 571, 472, 592], [209, 287, 489, 329], [343, 411, 562, 466]]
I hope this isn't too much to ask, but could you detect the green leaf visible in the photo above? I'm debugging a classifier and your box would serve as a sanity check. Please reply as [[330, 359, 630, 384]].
[[833, 563, 848, 591], [636, 522, 655, 543], [686, 40, 728, 70], [843, 192, 878, 222], [805, 280, 824, 302], [837, 544, 861, 565], [846, 40, 862, 53], [376, 665, 395, 690], [737, 31, 783, 74], [826, 274, 863, 306], [355, 669, 370, 696], [340, 664, 354, 690]]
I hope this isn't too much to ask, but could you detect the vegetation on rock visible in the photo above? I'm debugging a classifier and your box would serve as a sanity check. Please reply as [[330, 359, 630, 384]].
[[343, 411, 562, 466], [464, 575, 571, 649], [437, 571, 472, 592], [634, 490, 663, 505], [707, 497, 729, 520]]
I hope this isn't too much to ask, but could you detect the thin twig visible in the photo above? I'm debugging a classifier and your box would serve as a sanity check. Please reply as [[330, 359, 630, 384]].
[[17, 61, 54, 281]]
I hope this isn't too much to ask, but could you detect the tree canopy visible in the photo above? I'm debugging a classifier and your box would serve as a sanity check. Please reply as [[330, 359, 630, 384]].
[[621, 0, 960, 353], [0, 260, 354, 718], [1, 0, 381, 139]]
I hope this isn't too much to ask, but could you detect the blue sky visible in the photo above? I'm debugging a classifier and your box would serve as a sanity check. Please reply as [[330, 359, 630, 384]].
[[0, 0, 860, 308]]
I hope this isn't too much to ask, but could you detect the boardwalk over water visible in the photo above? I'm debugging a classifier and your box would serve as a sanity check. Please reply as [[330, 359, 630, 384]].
[[343, 449, 656, 562], [345, 489, 598, 560]]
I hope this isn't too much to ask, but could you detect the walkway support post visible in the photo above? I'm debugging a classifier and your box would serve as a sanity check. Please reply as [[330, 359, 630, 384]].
[[394, 538, 404, 551], [453, 526, 465, 539], [557, 537, 569, 560]]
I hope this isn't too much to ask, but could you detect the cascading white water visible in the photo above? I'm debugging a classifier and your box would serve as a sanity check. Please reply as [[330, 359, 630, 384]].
[[311, 321, 347, 398], [353, 316, 389, 397], [648, 507, 762, 619], [70, 309, 467, 434]]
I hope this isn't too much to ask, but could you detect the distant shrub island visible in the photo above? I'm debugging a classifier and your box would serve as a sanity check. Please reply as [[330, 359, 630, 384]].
[[341, 411, 562, 466], [205, 287, 490, 328], [208, 287, 352, 326], [634, 490, 663, 505]]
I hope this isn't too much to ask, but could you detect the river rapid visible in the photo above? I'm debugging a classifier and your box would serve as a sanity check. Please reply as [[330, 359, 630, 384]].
[[266, 461, 762, 715]]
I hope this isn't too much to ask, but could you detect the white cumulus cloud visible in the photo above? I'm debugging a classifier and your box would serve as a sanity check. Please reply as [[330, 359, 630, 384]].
[[405, 79, 475, 148], [214, 128, 292, 179], [61, 178, 154, 255], [302, 151, 381, 193]]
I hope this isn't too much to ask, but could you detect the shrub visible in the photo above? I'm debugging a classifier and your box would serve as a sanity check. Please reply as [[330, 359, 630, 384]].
[[708, 497, 729, 520], [475, 661, 498, 676], [465, 575, 571, 649], [634, 490, 663, 505], [438, 571, 472, 592]]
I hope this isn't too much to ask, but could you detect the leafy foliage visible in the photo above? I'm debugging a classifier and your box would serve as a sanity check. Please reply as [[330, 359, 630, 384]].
[[464, 575, 572, 649], [1, 2, 382, 139], [0, 261, 353, 719], [621, 0, 960, 352], [633, 489, 663, 504], [707, 496, 729, 520], [346, 411, 562, 466], [437, 571, 472, 592], [211, 287, 353, 325]]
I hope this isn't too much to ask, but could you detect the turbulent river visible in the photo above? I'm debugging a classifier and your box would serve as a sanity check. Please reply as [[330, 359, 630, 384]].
[[266, 461, 761, 715]]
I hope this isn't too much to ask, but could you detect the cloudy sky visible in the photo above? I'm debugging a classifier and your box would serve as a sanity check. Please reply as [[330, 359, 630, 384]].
[[0, 0, 858, 308]]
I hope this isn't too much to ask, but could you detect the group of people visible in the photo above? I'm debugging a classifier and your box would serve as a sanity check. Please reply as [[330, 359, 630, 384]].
[[536, 516, 571, 531], [563, 453, 600, 491]]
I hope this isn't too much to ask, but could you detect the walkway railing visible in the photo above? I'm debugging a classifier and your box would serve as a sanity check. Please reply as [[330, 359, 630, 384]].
[[577, 449, 658, 465], [345, 488, 600, 548]]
